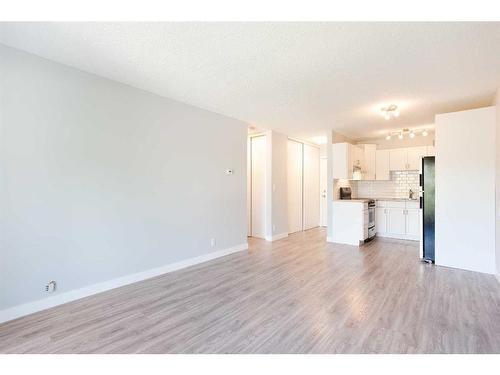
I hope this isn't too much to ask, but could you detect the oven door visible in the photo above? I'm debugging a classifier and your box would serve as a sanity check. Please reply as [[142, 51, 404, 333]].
[[368, 225, 376, 239], [368, 207, 375, 228]]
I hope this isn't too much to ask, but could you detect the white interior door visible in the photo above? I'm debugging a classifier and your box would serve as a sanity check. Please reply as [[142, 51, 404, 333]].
[[319, 158, 328, 227], [251, 136, 266, 238], [287, 140, 303, 233], [304, 144, 320, 230]]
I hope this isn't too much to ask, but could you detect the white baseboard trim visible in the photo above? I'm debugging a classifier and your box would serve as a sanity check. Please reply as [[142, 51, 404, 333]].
[[0, 242, 248, 324], [265, 232, 288, 242]]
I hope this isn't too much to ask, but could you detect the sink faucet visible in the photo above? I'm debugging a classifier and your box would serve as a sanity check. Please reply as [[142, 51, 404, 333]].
[[409, 189, 415, 200]]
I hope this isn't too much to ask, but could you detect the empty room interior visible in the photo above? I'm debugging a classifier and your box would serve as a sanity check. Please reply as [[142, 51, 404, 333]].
[[2, 21, 500, 356]]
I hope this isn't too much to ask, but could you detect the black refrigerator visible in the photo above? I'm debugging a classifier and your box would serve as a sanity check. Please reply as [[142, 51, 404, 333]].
[[420, 156, 435, 263]]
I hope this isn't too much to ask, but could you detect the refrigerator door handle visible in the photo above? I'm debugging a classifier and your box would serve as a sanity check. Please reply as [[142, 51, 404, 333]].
[[420, 196, 423, 209], [419, 173, 423, 187]]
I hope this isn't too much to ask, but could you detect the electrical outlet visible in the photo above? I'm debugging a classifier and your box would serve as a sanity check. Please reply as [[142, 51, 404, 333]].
[[45, 281, 57, 293], [210, 238, 216, 248]]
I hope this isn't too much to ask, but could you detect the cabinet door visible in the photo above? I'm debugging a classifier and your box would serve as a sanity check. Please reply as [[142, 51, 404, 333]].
[[362, 144, 377, 180], [352, 145, 364, 168], [389, 148, 407, 171], [426, 145, 435, 156], [375, 208, 387, 234], [407, 146, 427, 170], [405, 208, 420, 240], [387, 207, 406, 236], [332, 143, 349, 179], [375, 149, 390, 180]]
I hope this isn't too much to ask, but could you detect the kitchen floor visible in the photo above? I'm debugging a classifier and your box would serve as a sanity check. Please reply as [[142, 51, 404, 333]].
[[1, 228, 500, 353]]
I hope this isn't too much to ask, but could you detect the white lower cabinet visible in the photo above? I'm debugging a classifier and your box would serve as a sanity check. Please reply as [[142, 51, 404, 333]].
[[331, 201, 369, 246], [376, 200, 420, 241], [387, 206, 406, 237], [375, 207, 387, 233], [405, 208, 420, 240]]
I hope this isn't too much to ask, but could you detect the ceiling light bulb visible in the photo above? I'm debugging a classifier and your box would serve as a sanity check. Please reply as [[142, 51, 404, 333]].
[[398, 132, 403, 140], [384, 113, 390, 120], [409, 131, 415, 138], [393, 109, 400, 117], [386, 134, 391, 140], [422, 129, 428, 137]]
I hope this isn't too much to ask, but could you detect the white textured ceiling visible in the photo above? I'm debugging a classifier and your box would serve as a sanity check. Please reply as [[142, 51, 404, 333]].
[[1, 22, 499, 140]]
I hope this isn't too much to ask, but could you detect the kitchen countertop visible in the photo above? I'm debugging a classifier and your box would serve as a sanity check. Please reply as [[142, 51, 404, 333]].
[[334, 197, 419, 202], [333, 199, 372, 203], [360, 197, 419, 202]]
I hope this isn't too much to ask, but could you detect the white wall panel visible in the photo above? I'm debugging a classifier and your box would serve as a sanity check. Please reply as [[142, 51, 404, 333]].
[[435, 107, 496, 274]]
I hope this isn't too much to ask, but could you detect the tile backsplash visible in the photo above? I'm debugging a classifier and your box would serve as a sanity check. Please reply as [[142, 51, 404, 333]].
[[353, 171, 420, 199]]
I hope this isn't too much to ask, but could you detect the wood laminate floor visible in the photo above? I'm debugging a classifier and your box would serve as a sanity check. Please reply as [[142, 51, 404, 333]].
[[1, 227, 500, 353]]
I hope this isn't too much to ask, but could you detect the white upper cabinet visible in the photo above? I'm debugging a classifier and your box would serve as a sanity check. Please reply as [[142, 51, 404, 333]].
[[390, 146, 432, 171], [332, 142, 364, 180], [361, 144, 377, 180], [426, 145, 435, 156], [352, 145, 364, 167], [375, 149, 390, 180], [389, 148, 407, 171], [332, 143, 351, 179], [407, 146, 427, 170], [334, 143, 434, 179]]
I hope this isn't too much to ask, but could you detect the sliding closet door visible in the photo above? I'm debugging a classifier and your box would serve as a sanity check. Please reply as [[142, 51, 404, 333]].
[[287, 140, 303, 233], [251, 136, 266, 239], [304, 144, 320, 230]]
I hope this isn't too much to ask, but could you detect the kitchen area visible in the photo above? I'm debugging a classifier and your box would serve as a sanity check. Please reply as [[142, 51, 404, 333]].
[[329, 136, 435, 261]]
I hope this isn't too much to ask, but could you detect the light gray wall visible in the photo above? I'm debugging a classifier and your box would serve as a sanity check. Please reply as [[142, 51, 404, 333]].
[[0, 45, 248, 310]]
